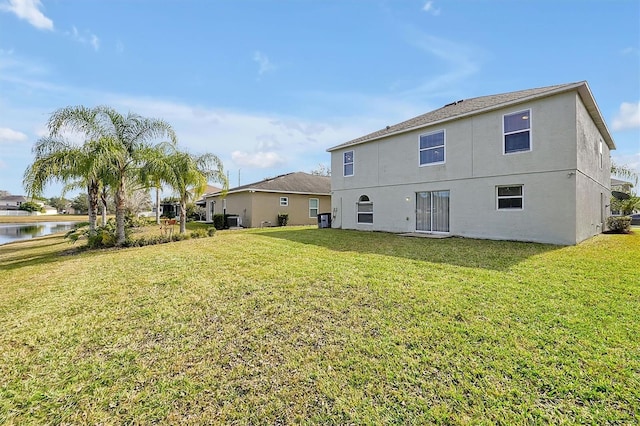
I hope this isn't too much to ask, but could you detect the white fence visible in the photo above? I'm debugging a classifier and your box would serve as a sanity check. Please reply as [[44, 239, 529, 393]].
[[0, 210, 37, 216]]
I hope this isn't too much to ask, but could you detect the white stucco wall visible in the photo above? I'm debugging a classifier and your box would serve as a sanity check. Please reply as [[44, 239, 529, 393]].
[[330, 90, 610, 245]]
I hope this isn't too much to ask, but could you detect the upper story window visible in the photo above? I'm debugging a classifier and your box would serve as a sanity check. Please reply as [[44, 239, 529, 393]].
[[497, 185, 523, 210], [419, 130, 445, 165], [357, 195, 373, 224], [504, 110, 531, 154], [599, 140, 603, 169], [280, 197, 288, 206], [309, 198, 319, 218], [343, 150, 354, 177]]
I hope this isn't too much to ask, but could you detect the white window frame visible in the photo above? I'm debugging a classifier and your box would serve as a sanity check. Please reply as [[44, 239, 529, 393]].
[[309, 198, 319, 218], [343, 150, 354, 177], [279, 197, 288, 207], [496, 185, 524, 210], [503, 109, 532, 154], [356, 195, 373, 224], [419, 129, 446, 166], [599, 140, 603, 169]]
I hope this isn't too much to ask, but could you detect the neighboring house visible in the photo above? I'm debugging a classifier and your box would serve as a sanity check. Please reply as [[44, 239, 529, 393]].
[[0, 196, 56, 215], [156, 185, 222, 219], [41, 205, 58, 215], [203, 172, 331, 227], [611, 178, 633, 194], [0, 195, 27, 210], [194, 185, 223, 208], [327, 81, 614, 245], [611, 178, 637, 215]]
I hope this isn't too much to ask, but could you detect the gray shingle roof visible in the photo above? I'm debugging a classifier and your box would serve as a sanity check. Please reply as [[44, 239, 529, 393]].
[[211, 172, 331, 196], [328, 81, 615, 151]]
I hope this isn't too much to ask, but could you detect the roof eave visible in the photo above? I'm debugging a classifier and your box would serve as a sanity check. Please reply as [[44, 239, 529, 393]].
[[327, 81, 616, 152], [204, 188, 330, 198]]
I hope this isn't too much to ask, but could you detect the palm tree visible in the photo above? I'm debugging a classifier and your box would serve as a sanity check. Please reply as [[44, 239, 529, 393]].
[[47, 105, 177, 245], [160, 150, 227, 234], [23, 136, 104, 235]]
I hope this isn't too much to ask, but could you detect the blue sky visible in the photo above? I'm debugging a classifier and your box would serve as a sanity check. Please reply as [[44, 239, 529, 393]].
[[1, 0, 639, 198]]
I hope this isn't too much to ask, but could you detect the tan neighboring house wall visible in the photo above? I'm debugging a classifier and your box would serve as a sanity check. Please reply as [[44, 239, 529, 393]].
[[206, 191, 330, 228], [203, 172, 332, 228]]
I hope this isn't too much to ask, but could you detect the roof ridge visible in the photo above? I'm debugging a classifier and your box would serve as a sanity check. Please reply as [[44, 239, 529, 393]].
[[328, 81, 588, 151]]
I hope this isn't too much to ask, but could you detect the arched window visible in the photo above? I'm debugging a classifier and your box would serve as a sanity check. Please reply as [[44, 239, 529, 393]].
[[357, 195, 373, 224]]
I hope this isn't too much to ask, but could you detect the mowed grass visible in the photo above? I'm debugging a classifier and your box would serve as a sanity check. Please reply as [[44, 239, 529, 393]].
[[0, 226, 638, 424]]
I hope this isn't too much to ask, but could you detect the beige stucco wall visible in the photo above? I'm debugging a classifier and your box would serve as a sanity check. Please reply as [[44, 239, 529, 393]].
[[205, 192, 330, 228], [330, 91, 609, 245], [575, 94, 611, 241]]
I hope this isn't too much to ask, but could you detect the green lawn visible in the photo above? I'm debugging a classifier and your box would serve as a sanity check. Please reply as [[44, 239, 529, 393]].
[[1, 227, 638, 424]]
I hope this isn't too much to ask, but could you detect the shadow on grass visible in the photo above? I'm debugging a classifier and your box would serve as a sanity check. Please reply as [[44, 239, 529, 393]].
[[255, 227, 561, 271], [0, 235, 92, 271]]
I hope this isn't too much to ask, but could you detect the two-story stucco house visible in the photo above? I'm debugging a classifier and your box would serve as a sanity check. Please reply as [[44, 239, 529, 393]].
[[327, 81, 615, 245]]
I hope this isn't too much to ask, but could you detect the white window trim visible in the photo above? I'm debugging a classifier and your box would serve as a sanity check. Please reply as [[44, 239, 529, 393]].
[[599, 140, 603, 169], [356, 199, 373, 225], [503, 109, 532, 155], [279, 197, 288, 206], [496, 185, 524, 211], [419, 129, 446, 167], [344, 150, 354, 177], [309, 198, 319, 218]]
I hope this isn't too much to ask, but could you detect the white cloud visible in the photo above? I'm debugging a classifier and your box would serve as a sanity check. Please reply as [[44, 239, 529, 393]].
[[612, 101, 640, 131], [621, 47, 639, 56], [231, 151, 286, 168], [0, 0, 53, 30], [399, 28, 482, 98], [422, 1, 441, 16], [0, 127, 28, 142], [68, 26, 100, 51], [253, 51, 275, 76], [116, 40, 124, 54]]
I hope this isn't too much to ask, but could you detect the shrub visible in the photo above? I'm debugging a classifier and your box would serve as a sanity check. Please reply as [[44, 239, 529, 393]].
[[607, 216, 631, 234], [19, 201, 44, 213], [172, 233, 190, 242], [207, 227, 216, 237], [190, 228, 208, 239], [277, 213, 289, 227], [213, 214, 225, 230]]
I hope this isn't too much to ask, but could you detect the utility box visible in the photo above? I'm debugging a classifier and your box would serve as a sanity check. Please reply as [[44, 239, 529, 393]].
[[226, 215, 242, 228], [317, 213, 331, 228]]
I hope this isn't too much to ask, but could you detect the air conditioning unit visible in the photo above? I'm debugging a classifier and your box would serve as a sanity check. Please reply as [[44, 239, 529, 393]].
[[227, 215, 242, 227]]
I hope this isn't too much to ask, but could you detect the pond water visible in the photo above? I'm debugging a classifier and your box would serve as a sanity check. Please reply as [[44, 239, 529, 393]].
[[0, 222, 78, 246]]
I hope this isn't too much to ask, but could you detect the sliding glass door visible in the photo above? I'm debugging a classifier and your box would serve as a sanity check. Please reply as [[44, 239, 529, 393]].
[[416, 191, 450, 233]]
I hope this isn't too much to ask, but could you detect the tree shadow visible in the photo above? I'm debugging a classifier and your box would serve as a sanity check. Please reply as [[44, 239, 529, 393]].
[[254, 228, 561, 271], [0, 236, 91, 271]]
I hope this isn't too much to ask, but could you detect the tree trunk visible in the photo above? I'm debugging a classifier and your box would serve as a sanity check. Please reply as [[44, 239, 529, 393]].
[[100, 189, 108, 226], [179, 200, 187, 234], [87, 181, 99, 236], [156, 186, 161, 225], [115, 180, 127, 246]]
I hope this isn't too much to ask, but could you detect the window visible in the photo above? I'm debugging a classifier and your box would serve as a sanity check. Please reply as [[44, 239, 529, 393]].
[[357, 195, 373, 224], [280, 197, 288, 206], [599, 140, 603, 169], [344, 150, 354, 177], [504, 110, 531, 153], [309, 198, 319, 218], [419, 130, 445, 165], [497, 185, 523, 210]]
